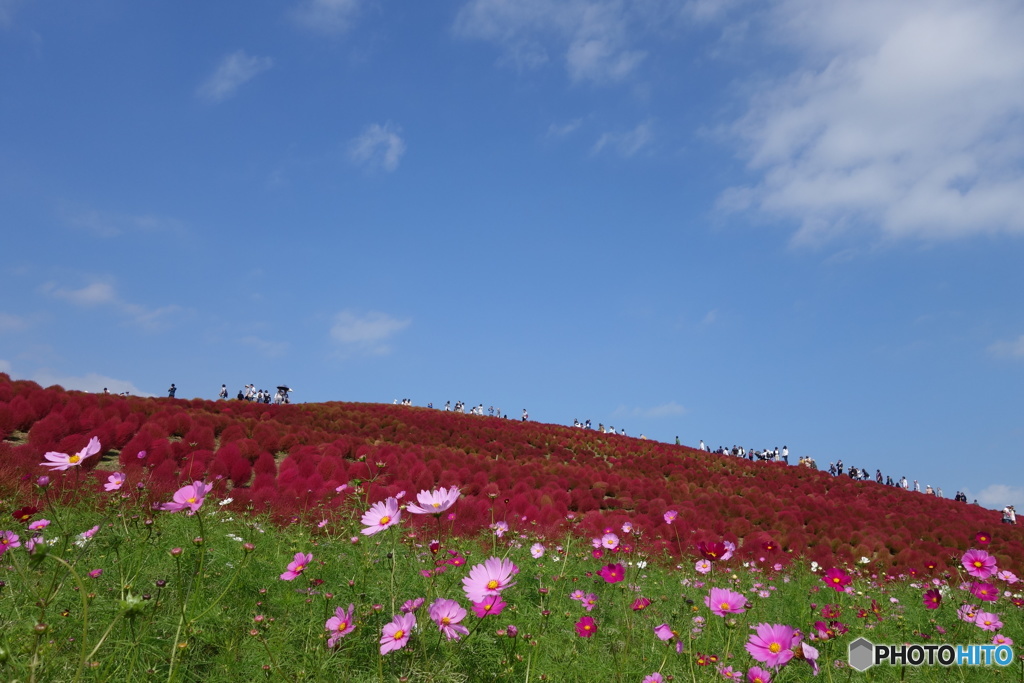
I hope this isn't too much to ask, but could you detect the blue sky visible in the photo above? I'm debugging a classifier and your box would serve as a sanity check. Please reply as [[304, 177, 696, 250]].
[[2, 0, 1023, 510]]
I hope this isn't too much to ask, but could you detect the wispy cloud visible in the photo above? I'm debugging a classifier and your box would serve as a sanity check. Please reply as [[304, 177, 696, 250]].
[[330, 310, 410, 355], [30, 369, 148, 396], [0, 312, 31, 334], [988, 334, 1024, 359], [547, 118, 583, 138], [592, 120, 654, 157], [719, 0, 1024, 244], [40, 279, 181, 331], [453, 0, 649, 84], [63, 207, 186, 238], [611, 401, 687, 419], [197, 50, 273, 103], [349, 122, 406, 172], [291, 0, 362, 34], [240, 335, 289, 358]]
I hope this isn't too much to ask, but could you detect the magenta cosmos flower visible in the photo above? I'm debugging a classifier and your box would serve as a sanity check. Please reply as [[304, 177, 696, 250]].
[[472, 594, 507, 618], [325, 604, 356, 647], [962, 548, 998, 579], [280, 552, 313, 581], [104, 472, 126, 492], [970, 582, 999, 602], [922, 589, 942, 610], [745, 623, 798, 668], [575, 615, 597, 637], [406, 486, 460, 515], [462, 556, 518, 603], [380, 613, 415, 654], [747, 666, 773, 683], [706, 587, 748, 617], [429, 598, 469, 640], [597, 563, 625, 584], [40, 436, 101, 471], [642, 674, 664, 683], [821, 568, 852, 592], [361, 497, 401, 535], [664, 510, 678, 524], [159, 481, 209, 515]]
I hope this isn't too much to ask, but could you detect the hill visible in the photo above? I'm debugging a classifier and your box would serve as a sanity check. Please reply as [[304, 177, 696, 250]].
[[1, 373, 1020, 572]]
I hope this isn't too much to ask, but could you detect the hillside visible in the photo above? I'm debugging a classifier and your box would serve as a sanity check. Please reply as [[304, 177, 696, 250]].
[[1, 373, 1020, 572]]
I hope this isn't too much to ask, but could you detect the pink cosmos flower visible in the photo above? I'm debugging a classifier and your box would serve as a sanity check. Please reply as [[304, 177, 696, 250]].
[[530, 543, 545, 558], [997, 570, 1018, 584], [575, 615, 597, 637], [88, 568, 103, 578], [104, 472, 126, 492], [597, 563, 625, 584], [654, 623, 677, 641], [642, 674, 664, 683], [28, 519, 50, 531], [821, 568, 852, 592], [325, 604, 356, 648], [745, 623, 797, 668], [472, 595, 507, 618], [706, 587, 748, 617], [401, 598, 424, 613], [970, 582, 999, 602], [159, 481, 209, 515], [664, 510, 678, 524], [718, 666, 742, 681], [360, 497, 401, 536], [799, 641, 819, 675], [992, 633, 1013, 646], [429, 598, 469, 640], [622, 521, 634, 534], [380, 613, 415, 654], [695, 559, 712, 575], [632, 597, 651, 611], [581, 593, 598, 612], [747, 667, 773, 683], [0, 530, 21, 554], [600, 533, 619, 550], [80, 525, 99, 540], [405, 486, 460, 515], [492, 521, 509, 537], [958, 604, 979, 622], [962, 549, 998, 579], [40, 436, 102, 471], [922, 589, 942, 610], [974, 611, 1003, 631], [280, 552, 313, 581], [462, 557, 518, 603]]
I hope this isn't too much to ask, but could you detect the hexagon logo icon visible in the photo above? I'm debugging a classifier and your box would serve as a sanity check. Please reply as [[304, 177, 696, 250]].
[[848, 637, 875, 672]]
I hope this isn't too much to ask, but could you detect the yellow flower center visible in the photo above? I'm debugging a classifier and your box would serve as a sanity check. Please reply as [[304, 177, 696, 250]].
[[69, 455, 80, 463], [483, 604, 492, 611], [336, 621, 347, 631], [431, 502, 441, 508], [441, 617, 451, 625], [379, 515, 391, 525], [769, 643, 781, 654], [974, 561, 983, 568], [187, 497, 197, 504], [296, 564, 305, 572], [486, 579, 499, 590], [392, 629, 404, 640], [720, 602, 731, 610]]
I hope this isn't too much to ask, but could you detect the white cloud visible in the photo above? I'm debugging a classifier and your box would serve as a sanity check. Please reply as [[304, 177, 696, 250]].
[[592, 120, 654, 157], [41, 279, 180, 330], [291, 0, 362, 34], [611, 401, 687, 419], [330, 310, 410, 355], [197, 50, 273, 103], [988, 334, 1024, 359], [30, 370, 148, 396], [349, 122, 406, 172], [0, 359, 10, 374], [453, 0, 649, 84], [971, 484, 1024, 511], [721, 0, 1024, 244]]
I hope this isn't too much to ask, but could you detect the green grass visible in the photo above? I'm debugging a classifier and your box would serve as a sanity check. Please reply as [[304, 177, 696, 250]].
[[1, 486, 1022, 682]]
